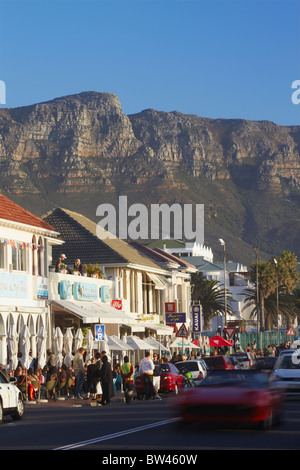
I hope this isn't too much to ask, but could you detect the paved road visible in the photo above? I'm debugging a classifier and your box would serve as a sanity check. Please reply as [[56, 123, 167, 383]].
[[0, 395, 300, 452]]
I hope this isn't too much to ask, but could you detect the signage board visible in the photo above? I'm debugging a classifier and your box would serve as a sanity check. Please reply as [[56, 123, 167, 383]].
[[165, 312, 186, 324], [95, 324, 105, 341], [165, 302, 176, 313], [191, 305, 201, 332], [73, 282, 98, 301], [59, 280, 72, 299], [100, 285, 110, 302], [0, 272, 28, 299], [111, 299, 122, 310]]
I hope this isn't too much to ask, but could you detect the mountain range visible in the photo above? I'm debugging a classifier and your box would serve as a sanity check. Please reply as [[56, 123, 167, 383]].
[[0, 91, 299, 265]]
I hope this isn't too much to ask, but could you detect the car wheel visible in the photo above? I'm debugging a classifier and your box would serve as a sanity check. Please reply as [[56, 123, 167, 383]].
[[0, 401, 3, 424], [258, 409, 273, 431], [11, 396, 25, 420]]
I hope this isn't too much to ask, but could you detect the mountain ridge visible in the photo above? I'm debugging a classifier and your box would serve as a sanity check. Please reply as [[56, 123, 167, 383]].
[[0, 91, 299, 265]]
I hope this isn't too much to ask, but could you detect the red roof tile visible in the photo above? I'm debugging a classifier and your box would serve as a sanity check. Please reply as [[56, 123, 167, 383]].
[[0, 194, 57, 232]]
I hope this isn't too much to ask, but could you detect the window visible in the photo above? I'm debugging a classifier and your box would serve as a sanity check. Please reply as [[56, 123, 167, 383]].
[[12, 246, 27, 271]]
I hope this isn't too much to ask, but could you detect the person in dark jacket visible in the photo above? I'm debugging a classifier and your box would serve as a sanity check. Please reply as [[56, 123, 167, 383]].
[[98, 355, 114, 405]]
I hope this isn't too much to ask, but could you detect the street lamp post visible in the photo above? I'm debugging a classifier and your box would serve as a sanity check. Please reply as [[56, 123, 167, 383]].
[[273, 257, 280, 343], [219, 239, 227, 327]]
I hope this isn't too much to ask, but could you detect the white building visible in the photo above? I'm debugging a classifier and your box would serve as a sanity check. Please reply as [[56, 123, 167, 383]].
[[0, 194, 61, 367]]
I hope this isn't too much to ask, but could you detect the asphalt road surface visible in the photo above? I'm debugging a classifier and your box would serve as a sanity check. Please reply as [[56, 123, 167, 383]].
[[0, 396, 300, 453]]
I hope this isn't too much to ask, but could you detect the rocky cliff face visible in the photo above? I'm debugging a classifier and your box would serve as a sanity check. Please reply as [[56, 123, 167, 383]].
[[0, 91, 299, 262], [0, 91, 299, 196]]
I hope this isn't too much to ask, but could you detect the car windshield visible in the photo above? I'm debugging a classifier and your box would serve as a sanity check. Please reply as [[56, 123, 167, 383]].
[[0, 371, 8, 384], [232, 354, 249, 361], [176, 362, 199, 372], [197, 370, 269, 388], [275, 354, 300, 370]]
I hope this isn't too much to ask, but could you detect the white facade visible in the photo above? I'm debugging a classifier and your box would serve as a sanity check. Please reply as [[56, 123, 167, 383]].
[[0, 217, 60, 367]]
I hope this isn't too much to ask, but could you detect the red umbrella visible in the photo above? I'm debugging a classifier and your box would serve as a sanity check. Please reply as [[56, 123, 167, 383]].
[[209, 335, 233, 347]]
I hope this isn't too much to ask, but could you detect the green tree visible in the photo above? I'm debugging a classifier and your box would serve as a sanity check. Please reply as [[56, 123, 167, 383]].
[[242, 251, 299, 331], [191, 272, 234, 330]]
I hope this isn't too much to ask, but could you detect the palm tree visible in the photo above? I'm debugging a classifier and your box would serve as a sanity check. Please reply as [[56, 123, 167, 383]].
[[191, 272, 235, 330]]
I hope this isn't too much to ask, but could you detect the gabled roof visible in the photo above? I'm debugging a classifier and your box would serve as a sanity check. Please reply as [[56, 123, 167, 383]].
[[0, 193, 57, 233], [129, 242, 197, 273], [42, 207, 164, 271]]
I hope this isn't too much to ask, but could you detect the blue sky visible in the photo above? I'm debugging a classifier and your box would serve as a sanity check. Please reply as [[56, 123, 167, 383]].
[[0, 0, 299, 125]]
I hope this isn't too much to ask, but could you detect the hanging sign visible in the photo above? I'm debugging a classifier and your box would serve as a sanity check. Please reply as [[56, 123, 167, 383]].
[[191, 305, 201, 332], [166, 312, 186, 323], [165, 302, 176, 313]]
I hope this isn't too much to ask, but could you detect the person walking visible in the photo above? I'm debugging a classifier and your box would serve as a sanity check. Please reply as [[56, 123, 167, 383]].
[[98, 355, 114, 405], [120, 356, 134, 403], [152, 353, 162, 400], [139, 351, 154, 400], [73, 347, 86, 399], [86, 357, 98, 400]]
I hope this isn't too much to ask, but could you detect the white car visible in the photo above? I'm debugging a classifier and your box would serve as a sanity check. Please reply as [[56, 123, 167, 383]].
[[0, 371, 25, 423], [174, 359, 208, 380], [271, 350, 300, 399]]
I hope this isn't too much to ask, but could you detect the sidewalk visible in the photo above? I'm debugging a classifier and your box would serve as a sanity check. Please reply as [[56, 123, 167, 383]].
[[25, 391, 127, 408]]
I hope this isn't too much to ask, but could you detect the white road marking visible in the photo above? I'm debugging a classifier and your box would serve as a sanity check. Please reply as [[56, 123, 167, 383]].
[[53, 417, 179, 450]]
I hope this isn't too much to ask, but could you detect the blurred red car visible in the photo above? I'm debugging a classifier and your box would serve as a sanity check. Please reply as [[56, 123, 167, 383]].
[[135, 362, 185, 398], [204, 355, 237, 370], [174, 370, 284, 430]]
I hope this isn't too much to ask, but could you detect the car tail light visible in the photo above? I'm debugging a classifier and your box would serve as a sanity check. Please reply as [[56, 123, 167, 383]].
[[198, 371, 203, 379], [163, 376, 172, 381], [249, 359, 252, 367]]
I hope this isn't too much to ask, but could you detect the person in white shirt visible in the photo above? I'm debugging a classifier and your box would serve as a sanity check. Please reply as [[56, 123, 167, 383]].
[[139, 351, 154, 399]]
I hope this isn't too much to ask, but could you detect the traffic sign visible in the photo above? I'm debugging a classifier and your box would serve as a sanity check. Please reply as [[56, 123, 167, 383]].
[[95, 324, 105, 341], [176, 323, 189, 338], [287, 327, 295, 336], [224, 327, 236, 339]]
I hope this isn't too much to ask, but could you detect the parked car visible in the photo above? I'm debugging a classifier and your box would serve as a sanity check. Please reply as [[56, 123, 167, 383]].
[[0, 371, 25, 424], [174, 369, 284, 430], [229, 352, 254, 369], [203, 355, 237, 370], [251, 356, 277, 375], [135, 362, 185, 398], [271, 350, 300, 398], [175, 360, 208, 380]]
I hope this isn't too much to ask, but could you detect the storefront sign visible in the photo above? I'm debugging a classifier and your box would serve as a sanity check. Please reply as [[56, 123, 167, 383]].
[[100, 285, 110, 302], [73, 282, 98, 301], [37, 277, 48, 299], [59, 280, 72, 299], [165, 312, 186, 323], [191, 305, 201, 332], [111, 299, 122, 310], [0, 272, 28, 298], [165, 302, 176, 313]]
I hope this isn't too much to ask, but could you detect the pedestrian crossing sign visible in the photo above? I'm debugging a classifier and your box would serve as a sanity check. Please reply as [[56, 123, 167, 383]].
[[176, 323, 189, 338]]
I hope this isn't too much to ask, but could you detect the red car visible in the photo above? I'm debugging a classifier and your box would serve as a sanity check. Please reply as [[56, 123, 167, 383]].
[[174, 370, 284, 430], [204, 355, 237, 370], [135, 362, 185, 398]]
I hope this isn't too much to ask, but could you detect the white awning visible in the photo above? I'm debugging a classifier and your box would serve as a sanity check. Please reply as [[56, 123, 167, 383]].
[[137, 322, 174, 336], [146, 273, 169, 290], [50, 300, 134, 324]]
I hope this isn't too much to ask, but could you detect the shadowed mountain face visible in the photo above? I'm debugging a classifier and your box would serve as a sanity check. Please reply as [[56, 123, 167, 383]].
[[0, 91, 299, 263]]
